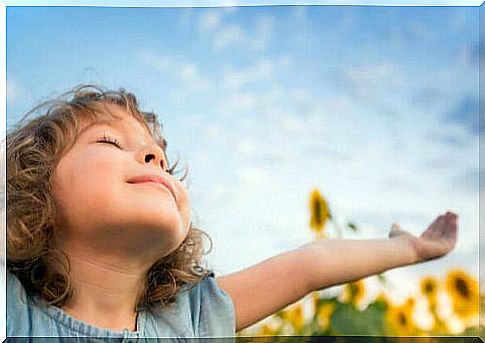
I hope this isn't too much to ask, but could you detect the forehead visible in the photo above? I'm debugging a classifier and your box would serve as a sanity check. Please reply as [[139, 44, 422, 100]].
[[75, 104, 167, 149]]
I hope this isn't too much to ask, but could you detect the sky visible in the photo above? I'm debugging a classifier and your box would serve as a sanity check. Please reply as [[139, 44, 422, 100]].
[[4, 2, 482, 333], [2, 0, 484, 5]]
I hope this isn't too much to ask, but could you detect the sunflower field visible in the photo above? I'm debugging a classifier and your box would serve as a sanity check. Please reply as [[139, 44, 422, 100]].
[[236, 189, 482, 340]]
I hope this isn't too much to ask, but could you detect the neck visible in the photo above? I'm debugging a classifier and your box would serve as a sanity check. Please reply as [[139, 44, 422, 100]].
[[59, 248, 150, 332]]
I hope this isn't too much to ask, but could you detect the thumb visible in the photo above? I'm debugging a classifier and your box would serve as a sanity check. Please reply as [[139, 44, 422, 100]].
[[388, 223, 408, 238]]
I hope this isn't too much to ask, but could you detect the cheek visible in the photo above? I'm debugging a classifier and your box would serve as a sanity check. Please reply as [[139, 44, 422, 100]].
[[53, 151, 124, 214], [175, 181, 192, 227]]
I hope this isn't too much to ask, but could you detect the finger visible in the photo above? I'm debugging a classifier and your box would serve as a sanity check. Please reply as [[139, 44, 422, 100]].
[[444, 212, 459, 228], [422, 218, 440, 238], [445, 211, 458, 219], [388, 223, 409, 238], [430, 215, 447, 236], [422, 213, 456, 241], [439, 220, 457, 243], [449, 221, 458, 240], [437, 220, 455, 240], [431, 215, 445, 228], [388, 223, 400, 238], [444, 212, 453, 224]]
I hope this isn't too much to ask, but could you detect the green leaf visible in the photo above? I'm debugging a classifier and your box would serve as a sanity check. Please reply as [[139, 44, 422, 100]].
[[377, 273, 387, 284], [347, 222, 358, 231], [330, 302, 387, 336], [460, 325, 480, 336]]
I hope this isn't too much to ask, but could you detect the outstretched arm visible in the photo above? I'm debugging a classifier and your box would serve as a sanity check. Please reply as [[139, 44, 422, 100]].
[[216, 211, 458, 332]]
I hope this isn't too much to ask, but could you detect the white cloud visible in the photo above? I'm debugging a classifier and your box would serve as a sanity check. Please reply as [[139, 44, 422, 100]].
[[204, 123, 224, 140], [211, 14, 275, 52], [140, 51, 213, 92], [180, 63, 198, 80], [221, 68, 248, 90], [206, 183, 228, 201], [213, 24, 244, 51], [278, 54, 292, 68], [7, 79, 20, 103], [340, 62, 405, 99], [237, 167, 268, 186], [280, 116, 304, 132], [221, 56, 289, 91], [139, 51, 173, 72], [219, 91, 258, 114], [191, 150, 211, 168], [345, 62, 403, 88], [248, 15, 275, 51], [236, 137, 257, 155], [181, 114, 202, 128], [198, 11, 222, 32]]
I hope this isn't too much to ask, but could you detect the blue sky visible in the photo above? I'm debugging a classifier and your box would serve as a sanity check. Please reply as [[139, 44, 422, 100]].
[[5, 4, 481, 331]]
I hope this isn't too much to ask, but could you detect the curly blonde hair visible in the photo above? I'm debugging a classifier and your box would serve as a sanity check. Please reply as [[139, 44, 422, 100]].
[[6, 85, 213, 310]]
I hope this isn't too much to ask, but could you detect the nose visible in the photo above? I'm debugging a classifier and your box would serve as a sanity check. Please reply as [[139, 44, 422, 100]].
[[137, 144, 167, 171]]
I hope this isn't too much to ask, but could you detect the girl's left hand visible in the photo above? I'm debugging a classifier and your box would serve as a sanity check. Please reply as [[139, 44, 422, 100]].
[[388, 211, 458, 263]]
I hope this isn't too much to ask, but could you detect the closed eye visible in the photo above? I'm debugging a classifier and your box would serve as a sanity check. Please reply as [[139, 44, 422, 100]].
[[97, 133, 122, 149]]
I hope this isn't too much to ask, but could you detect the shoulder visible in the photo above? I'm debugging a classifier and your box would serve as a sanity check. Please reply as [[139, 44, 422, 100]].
[[189, 271, 236, 337], [148, 270, 236, 338], [6, 269, 34, 336], [6, 269, 29, 308]]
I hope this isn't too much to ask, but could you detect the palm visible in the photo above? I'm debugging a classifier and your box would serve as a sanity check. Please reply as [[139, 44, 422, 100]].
[[389, 212, 458, 262]]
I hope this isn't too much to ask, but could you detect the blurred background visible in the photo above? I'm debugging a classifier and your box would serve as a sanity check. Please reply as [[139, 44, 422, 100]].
[[6, 2, 481, 337]]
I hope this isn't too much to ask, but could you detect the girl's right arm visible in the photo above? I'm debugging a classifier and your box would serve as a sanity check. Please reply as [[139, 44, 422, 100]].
[[217, 212, 458, 332]]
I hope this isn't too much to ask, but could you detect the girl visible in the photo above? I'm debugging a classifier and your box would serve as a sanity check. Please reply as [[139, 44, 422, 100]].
[[6, 85, 458, 340]]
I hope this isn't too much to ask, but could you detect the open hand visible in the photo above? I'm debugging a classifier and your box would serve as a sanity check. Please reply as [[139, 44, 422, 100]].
[[388, 211, 458, 263]]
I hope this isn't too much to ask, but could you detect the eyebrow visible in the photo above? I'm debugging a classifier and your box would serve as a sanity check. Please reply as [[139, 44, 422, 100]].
[[77, 119, 122, 138]]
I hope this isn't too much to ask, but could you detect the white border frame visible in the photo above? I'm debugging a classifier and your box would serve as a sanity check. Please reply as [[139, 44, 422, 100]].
[[2, 1, 481, 341]]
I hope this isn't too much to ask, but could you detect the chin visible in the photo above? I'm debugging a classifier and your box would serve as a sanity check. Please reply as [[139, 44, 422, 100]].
[[161, 219, 191, 249]]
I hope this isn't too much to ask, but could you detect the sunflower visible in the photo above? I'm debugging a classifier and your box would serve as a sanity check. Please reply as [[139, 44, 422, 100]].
[[375, 292, 391, 310], [420, 275, 439, 309], [259, 323, 280, 336], [281, 304, 305, 333], [317, 302, 336, 330], [405, 297, 416, 310], [430, 316, 449, 335], [312, 291, 321, 312], [341, 279, 366, 307], [445, 269, 479, 319], [309, 189, 330, 238], [386, 303, 416, 336]]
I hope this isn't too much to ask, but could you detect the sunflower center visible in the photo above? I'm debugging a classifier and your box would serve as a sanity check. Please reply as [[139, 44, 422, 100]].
[[455, 278, 470, 298], [425, 282, 434, 293], [313, 201, 322, 225], [399, 312, 407, 326]]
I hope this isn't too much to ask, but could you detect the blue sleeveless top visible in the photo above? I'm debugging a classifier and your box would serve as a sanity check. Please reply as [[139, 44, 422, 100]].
[[6, 270, 236, 341]]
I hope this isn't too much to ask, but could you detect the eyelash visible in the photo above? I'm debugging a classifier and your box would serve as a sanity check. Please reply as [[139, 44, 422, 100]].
[[98, 133, 123, 149]]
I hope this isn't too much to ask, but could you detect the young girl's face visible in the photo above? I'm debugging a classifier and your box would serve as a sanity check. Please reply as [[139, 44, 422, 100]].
[[52, 105, 191, 261]]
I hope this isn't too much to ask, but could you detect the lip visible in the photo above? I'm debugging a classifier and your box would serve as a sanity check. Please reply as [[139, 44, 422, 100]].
[[127, 175, 176, 201]]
